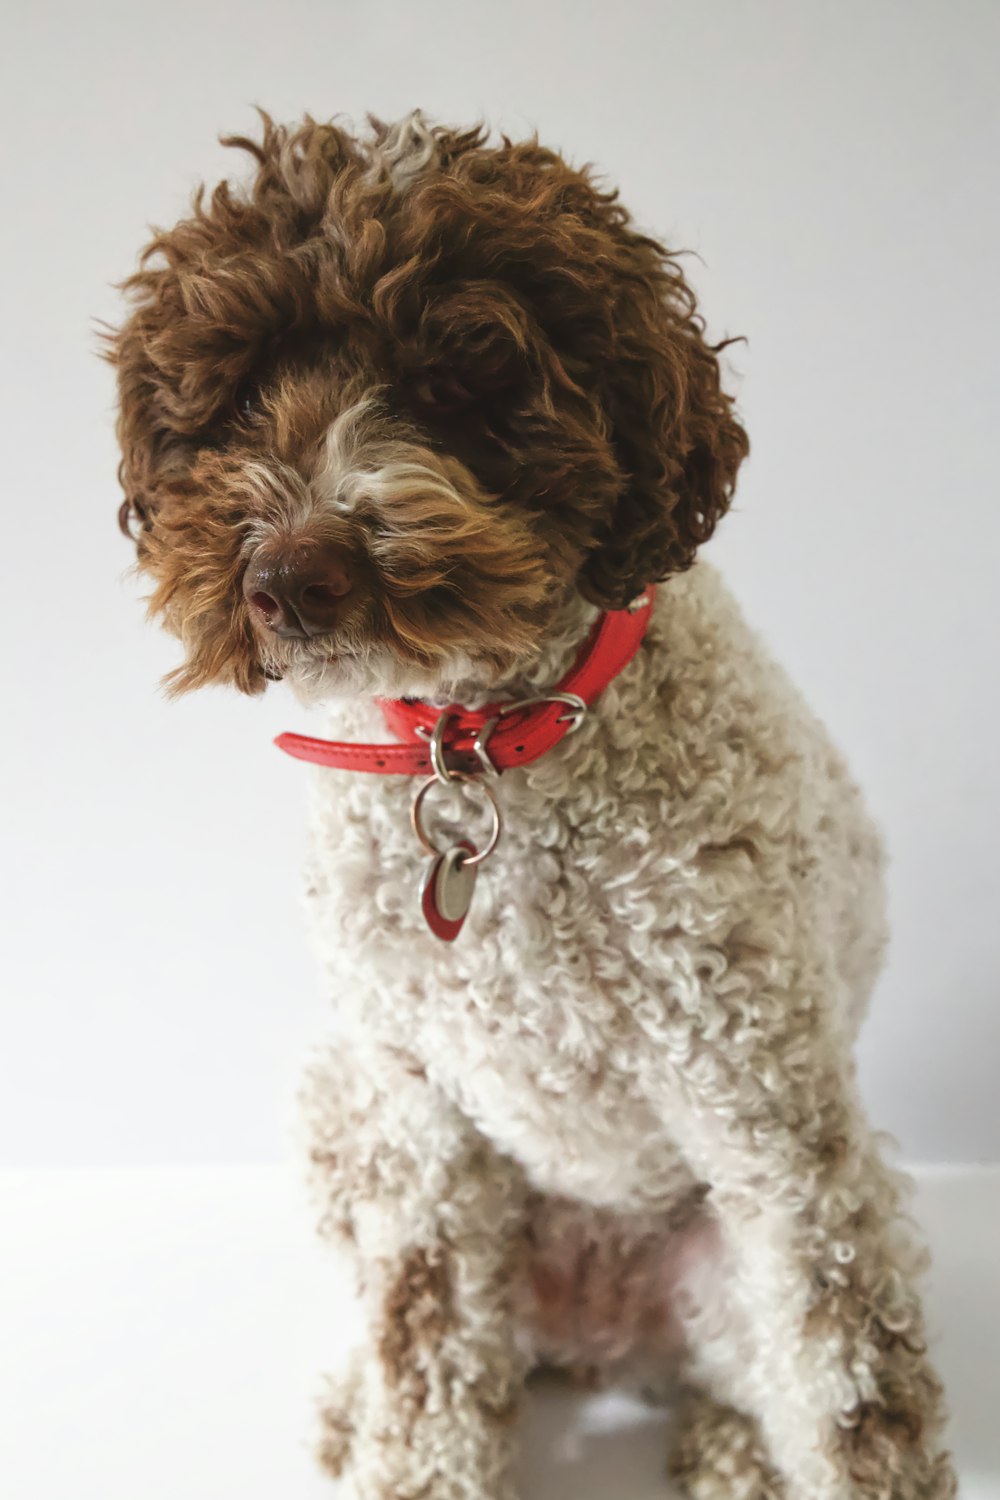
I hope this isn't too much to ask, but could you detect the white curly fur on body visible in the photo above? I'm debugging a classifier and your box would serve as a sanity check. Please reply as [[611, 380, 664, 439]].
[[301, 563, 953, 1500]]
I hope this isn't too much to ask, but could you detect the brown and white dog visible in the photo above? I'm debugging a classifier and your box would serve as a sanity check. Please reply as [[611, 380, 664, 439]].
[[111, 111, 954, 1500]]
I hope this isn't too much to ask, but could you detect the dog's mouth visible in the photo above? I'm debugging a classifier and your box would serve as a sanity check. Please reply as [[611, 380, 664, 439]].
[[264, 649, 341, 682], [255, 633, 350, 688]]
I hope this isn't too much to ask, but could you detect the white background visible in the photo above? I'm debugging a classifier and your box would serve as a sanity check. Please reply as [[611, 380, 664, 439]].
[[2, 0, 998, 1169]]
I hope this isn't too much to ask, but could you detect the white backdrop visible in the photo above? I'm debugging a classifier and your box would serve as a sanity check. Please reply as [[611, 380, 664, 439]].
[[2, 0, 997, 1168]]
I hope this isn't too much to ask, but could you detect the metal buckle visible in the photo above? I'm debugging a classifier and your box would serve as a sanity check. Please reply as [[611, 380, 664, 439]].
[[472, 692, 587, 777]]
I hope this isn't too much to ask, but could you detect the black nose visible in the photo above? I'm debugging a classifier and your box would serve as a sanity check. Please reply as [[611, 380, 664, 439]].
[[243, 539, 355, 639]]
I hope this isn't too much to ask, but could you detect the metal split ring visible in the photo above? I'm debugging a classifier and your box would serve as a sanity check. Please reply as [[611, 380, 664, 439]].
[[410, 773, 503, 867], [415, 711, 462, 786]]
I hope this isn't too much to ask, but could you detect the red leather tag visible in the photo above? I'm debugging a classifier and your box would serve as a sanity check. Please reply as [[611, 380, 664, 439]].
[[420, 840, 477, 942]]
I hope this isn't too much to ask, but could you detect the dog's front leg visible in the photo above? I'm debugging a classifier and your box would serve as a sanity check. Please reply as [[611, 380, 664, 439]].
[[316, 1057, 528, 1500], [656, 1034, 955, 1500]]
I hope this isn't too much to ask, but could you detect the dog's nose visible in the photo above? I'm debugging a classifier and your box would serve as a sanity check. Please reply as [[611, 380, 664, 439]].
[[243, 539, 355, 639]]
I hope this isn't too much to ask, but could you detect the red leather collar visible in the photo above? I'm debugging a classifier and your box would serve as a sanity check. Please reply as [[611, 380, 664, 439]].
[[275, 586, 654, 778]]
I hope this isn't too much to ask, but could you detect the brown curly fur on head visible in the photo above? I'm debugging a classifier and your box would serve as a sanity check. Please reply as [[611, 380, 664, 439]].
[[111, 110, 748, 697]]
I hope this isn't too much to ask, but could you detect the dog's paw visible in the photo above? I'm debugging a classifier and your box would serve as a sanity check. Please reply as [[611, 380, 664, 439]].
[[667, 1391, 784, 1500], [316, 1357, 363, 1479]]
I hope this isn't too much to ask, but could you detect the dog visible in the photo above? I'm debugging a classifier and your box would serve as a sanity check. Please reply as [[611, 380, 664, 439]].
[[111, 111, 954, 1500]]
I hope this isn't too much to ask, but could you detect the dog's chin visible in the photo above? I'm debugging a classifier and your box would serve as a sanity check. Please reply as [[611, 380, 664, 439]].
[[280, 644, 507, 709]]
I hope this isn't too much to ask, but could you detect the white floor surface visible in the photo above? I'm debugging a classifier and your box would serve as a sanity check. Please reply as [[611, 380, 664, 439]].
[[1, 1165, 997, 1499]]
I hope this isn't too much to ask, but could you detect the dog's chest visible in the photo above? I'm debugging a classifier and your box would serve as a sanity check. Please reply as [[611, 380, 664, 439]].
[[301, 698, 710, 1206]]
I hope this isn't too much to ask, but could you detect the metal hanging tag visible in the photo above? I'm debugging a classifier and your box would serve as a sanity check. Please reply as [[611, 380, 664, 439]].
[[409, 727, 504, 941], [420, 840, 478, 942]]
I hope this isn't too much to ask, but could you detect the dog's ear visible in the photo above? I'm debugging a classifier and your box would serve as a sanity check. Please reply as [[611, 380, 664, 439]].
[[578, 228, 748, 610]]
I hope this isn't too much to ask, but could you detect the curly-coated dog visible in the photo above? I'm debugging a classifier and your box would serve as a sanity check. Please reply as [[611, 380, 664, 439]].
[[111, 111, 954, 1500]]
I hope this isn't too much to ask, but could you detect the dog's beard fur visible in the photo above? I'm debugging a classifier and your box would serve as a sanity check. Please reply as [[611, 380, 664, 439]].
[[283, 589, 600, 710]]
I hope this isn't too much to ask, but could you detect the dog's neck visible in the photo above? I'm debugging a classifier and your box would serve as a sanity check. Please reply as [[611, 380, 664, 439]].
[[283, 584, 652, 785], [429, 589, 600, 711]]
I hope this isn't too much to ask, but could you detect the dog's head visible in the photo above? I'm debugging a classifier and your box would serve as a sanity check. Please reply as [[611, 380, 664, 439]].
[[111, 112, 747, 701]]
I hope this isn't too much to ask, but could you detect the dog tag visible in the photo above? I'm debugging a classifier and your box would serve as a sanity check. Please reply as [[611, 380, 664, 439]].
[[420, 840, 477, 942]]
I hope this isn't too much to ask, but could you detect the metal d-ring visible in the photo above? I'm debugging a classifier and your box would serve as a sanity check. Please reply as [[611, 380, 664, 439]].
[[410, 773, 503, 868], [471, 691, 588, 777], [414, 711, 462, 786]]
